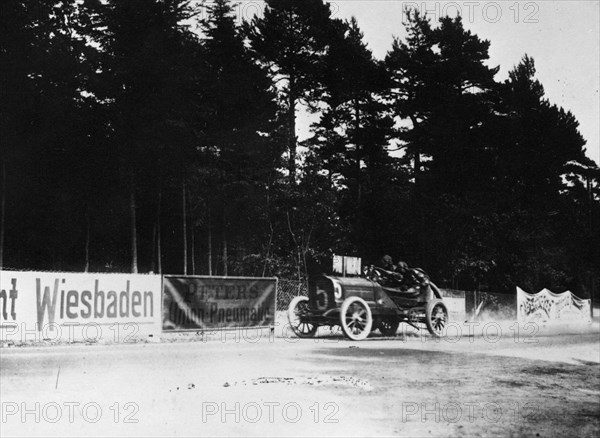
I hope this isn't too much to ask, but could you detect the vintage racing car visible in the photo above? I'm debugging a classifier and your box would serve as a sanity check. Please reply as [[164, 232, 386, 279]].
[[287, 266, 448, 340]]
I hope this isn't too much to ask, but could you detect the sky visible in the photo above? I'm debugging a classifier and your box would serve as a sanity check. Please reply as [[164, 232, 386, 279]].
[[290, 0, 600, 165]]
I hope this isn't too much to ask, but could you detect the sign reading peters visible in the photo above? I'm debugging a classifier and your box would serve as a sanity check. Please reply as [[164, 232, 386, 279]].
[[162, 276, 277, 330], [0, 270, 162, 341]]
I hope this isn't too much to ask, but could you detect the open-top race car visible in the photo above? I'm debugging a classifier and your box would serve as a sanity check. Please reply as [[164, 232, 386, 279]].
[[287, 265, 448, 340]]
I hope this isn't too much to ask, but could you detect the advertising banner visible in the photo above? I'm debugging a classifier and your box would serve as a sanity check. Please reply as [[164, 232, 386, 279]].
[[517, 287, 591, 324], [332, 255, 362, 276], [440, 289, 466, 322], [332, 255, 343, 275], [162, 276, 277, 330], [344, 257, 362, 276], [0, 270, 162, 342]]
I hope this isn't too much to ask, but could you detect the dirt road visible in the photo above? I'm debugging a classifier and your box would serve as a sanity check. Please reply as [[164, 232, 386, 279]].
[[1, 322, 599, 437]]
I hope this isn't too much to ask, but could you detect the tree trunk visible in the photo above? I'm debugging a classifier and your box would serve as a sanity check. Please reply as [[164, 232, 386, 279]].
[[262, 187, 273, 277], [207, 210, 213, 276], [222, 228, 228, 276], [263, 222, 274, 278], [409, 114, 423, 264], [191, 223, 196, 275], [0, 161, 6, 270], [354, 98, 362, 204], [130, 171, 138, 273], [414, 151, 421, 181], [409, 115, 421, 183], [84, 203, 90, 272], [151, 223, 156, 273], [157, 187, 162, 275], [287, 82, 297, 185], [182, 176, 188, 275]]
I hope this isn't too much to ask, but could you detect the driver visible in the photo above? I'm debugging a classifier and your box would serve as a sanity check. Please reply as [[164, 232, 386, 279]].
[[396, 260, 409, 275], [378, 255, 428, 292], [379, 255, 406, 287]]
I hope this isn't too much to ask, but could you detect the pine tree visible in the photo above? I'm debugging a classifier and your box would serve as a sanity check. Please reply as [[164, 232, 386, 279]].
[[198, 0, 278, 275], [488, 55, 591, 291], [0, 1, 101, 270], [81, 0, 201, 273], [308, 17, 399, 259], [386, 12, 502, 282], [245, 0, 333, 184], [385, 10, 437, 182]]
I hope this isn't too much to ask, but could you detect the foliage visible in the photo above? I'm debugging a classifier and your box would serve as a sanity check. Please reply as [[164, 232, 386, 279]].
[[1, 2, 598, 301]]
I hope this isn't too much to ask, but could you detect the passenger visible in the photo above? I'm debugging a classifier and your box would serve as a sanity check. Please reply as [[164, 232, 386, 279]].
[[379, 255, 404, 287], [380, 254, 396, 272], [377, 255, 426, 292]]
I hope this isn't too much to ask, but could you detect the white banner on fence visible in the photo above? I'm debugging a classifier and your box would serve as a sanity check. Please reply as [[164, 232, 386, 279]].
[[0, 270, 162, 343], [332, 255, 344, 275], [332, 254, 362, 276], [440, 290, 466, 322], [516, 286, 591, 324], [344, 257, 362, 276]]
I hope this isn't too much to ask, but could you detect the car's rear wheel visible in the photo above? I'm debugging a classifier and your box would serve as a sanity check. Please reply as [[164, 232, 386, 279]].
[[377, 317, 400, 336], [287, 296, 318, 338], [425, 299, 448, 337], [340, 297, 373, 341]]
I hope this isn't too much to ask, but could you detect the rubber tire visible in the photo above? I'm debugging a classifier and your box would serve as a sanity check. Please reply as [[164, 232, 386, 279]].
[[340, 296, 373, 341], [287, 296, 318, 338], [425, 299, 448, 337], [378, 317, 400, 336]]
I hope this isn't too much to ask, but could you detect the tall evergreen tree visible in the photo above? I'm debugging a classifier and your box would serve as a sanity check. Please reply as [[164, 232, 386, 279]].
[[488, 55, 590, 292], [81, 0, 201, 273], [496, 55, 586, 207], [1, 1, 100, 270], [245, 0, 333, 184], [385, 10, 437, 182], [386, 12, 501, 282], [309, 17, 398, 258], [197, 0, 278, 276]]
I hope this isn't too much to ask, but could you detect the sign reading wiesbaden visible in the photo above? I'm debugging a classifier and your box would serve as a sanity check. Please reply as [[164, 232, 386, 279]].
[[162, 276, 277, 330], [0, 270, 162, 342]]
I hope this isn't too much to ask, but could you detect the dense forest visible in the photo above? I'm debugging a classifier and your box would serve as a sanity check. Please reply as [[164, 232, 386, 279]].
[[1, 0, 599, 298]]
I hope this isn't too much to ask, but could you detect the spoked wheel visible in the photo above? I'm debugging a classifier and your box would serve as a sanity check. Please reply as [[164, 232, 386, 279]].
[[287, 296, 318, 338], [377, 317, 400, 336], [425, 299, 448, 337], [340, 297, 373, 341]]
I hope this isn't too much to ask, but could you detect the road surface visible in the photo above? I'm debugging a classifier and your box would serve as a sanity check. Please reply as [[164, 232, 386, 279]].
[[1, 322, 599, 437]]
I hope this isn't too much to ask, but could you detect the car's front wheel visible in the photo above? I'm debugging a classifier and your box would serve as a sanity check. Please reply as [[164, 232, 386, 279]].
[[340, 296, 373, 341], [425, 299, 448, 337]]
